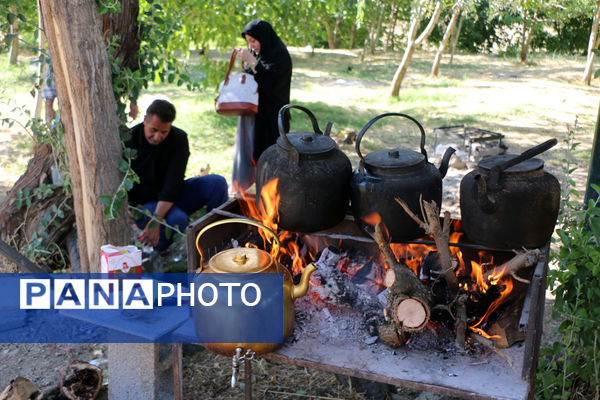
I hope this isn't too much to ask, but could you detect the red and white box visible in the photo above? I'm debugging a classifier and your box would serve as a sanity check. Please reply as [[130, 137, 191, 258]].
[[100, 245, 142, 274]]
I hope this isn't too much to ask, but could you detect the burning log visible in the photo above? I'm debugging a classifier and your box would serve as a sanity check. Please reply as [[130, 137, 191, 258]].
[[483, 249, 540, 285], [365, 222, 432, 335], [59, 360, 102, 400], [395, 198, 458, 295], [487, 302, 526, 348]]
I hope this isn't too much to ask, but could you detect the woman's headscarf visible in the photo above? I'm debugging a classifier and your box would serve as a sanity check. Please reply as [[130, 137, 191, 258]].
[[241, 19, 288, 64]]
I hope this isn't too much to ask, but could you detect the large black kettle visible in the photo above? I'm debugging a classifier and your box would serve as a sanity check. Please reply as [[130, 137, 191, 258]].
[[350, 113, 455, 241], [256, 104, 352, 233], [459, 139, 560, 249]]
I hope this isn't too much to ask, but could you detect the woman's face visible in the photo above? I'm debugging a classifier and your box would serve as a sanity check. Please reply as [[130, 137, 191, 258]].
[[245, 34, 261, 55]]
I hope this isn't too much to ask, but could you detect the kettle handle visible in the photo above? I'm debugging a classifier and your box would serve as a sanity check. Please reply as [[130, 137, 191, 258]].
[[355, 112, 427, 164], [277, 104, 325, 155], [195, 218, 281, 271]]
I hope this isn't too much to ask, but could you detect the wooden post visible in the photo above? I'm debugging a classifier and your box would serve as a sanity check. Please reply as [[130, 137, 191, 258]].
[[39, 0, 130, 272], [585, 101, 600, 205]]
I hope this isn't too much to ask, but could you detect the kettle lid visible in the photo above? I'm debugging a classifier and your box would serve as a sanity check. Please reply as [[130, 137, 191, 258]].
[[478, 154, 544, 173], [277, 132, 336, 155], [364, 148, 425, 172], [208, 247, 273, 273]]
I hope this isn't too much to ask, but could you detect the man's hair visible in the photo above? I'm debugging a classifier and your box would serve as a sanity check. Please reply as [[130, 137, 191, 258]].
[[146, 99, 176, 123]]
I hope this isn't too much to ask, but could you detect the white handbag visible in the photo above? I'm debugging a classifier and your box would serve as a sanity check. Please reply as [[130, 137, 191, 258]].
[[215, 51, 259, 116]]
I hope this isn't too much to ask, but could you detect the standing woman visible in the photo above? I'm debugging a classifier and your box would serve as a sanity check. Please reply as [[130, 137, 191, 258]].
[[232, 19, 292, 194]]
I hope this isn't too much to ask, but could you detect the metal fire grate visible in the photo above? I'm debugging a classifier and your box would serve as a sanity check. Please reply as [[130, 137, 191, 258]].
[[433, 124, 507, 162], [186, 199, 549, 400]]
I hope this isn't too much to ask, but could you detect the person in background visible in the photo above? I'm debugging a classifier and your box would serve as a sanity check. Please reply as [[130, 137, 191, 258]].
[[41, 61, 138, 125], [231, 19, 292, 194], [126, 99, 228, 252], [41, 63, 57, 126]]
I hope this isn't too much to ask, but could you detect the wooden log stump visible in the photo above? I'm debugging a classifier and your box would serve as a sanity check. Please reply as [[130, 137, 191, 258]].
[[60, 360, 102, 400]]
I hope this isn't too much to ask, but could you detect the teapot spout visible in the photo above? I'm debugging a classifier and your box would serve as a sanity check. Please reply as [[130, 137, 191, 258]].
[[438, 147, 456, 178], [292, 263, 318, 299]]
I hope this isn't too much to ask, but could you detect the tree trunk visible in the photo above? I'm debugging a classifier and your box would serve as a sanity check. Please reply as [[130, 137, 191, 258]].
[[583, 0, 600, 85], [431, 2, 462, 77], [519, 11, 537, 64], [323, 18, 335, 49], [390, 0, 443, 97], [449, 12, 463, 64], [333, 15, 343, 49], [34, 0, 46, 120], [369, 2, 384, 55], [39, 0, 130, 273], [8, 5, 20, 65], [349, 22, 357, 49], [386, 0, 398, 52], [102, 0, 140, 71]]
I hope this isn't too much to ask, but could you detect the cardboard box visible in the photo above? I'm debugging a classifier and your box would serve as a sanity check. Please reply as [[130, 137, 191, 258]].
[[100, 245, 142, 274]]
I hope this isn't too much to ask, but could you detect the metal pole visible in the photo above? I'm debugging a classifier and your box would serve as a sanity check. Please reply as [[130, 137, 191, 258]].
[[244, 358, 252, 400], [584, 101, 600, 206]]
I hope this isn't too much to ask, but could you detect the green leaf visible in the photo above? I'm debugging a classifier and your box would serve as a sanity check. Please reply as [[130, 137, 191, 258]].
[[98, 195, 113, 205], [17, 13, 26, 22]]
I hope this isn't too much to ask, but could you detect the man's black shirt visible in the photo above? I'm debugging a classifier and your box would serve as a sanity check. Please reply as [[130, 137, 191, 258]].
[[125, 123, 190, 206]]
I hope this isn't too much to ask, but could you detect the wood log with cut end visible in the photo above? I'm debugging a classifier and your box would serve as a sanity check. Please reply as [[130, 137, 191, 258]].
[[377, 323, 407, 347], [0, 377, 39, 400], [390, 294, 430, 332], [60, 360, 102, 400]]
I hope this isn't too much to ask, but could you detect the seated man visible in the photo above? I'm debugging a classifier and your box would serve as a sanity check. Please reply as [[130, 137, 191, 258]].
[[126, 99, 228, 252]]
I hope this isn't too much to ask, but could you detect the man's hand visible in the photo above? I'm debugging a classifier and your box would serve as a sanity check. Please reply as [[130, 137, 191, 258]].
[[129, 104, 139, 120], [140, 218, 161, 247]]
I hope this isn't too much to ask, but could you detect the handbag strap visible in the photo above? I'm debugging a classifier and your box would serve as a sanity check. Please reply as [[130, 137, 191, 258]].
[[224, 51, 248, 85]]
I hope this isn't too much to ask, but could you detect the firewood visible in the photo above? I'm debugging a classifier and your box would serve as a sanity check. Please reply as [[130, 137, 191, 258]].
[[390, 294, 430, 331], [0, 377, 39, 400], [59, 361, 102, 400], [487, 302, 526, 348], [468, 332, 513, 367], [483, 249, 540, 285], [365, 222, 432, 335], [395, 198, 459, 295], [454, 293, 468, 349], [377, 323, 407, 347]]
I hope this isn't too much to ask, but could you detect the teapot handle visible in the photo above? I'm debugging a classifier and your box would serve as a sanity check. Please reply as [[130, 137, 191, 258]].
[[277, 104, 325, 160], [355, 112, 427, 164], [195, 218, 281, 271]]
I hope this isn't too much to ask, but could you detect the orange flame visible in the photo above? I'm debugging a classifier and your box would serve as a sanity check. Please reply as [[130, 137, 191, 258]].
[[362, 212, 382, 226], [236, 178, 313, 275], [470, 277, 515, 334]]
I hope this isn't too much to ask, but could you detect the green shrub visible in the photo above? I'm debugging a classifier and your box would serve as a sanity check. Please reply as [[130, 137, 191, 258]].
[[536, 128, 600, 399]]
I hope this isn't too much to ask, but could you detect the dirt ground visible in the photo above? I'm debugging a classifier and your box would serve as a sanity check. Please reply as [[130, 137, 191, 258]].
[[0, 50, 595, 398]]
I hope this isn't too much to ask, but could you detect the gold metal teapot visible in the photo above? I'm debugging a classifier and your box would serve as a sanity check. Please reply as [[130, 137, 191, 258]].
[[194, 218, 317, 357]]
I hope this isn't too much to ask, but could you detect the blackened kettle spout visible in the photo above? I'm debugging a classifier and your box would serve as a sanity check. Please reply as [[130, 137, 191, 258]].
[[438, 147, 456, 179]]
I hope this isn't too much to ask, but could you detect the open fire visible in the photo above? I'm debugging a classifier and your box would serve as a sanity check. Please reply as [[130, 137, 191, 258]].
[[231, 179, 538, 348]]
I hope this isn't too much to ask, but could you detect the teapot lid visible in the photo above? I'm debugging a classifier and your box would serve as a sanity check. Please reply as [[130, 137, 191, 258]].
[[208, 247, 273, 273], [364, 148, 425, 172], [478, 154, 544, 173], [277, 132, 336, 155]]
